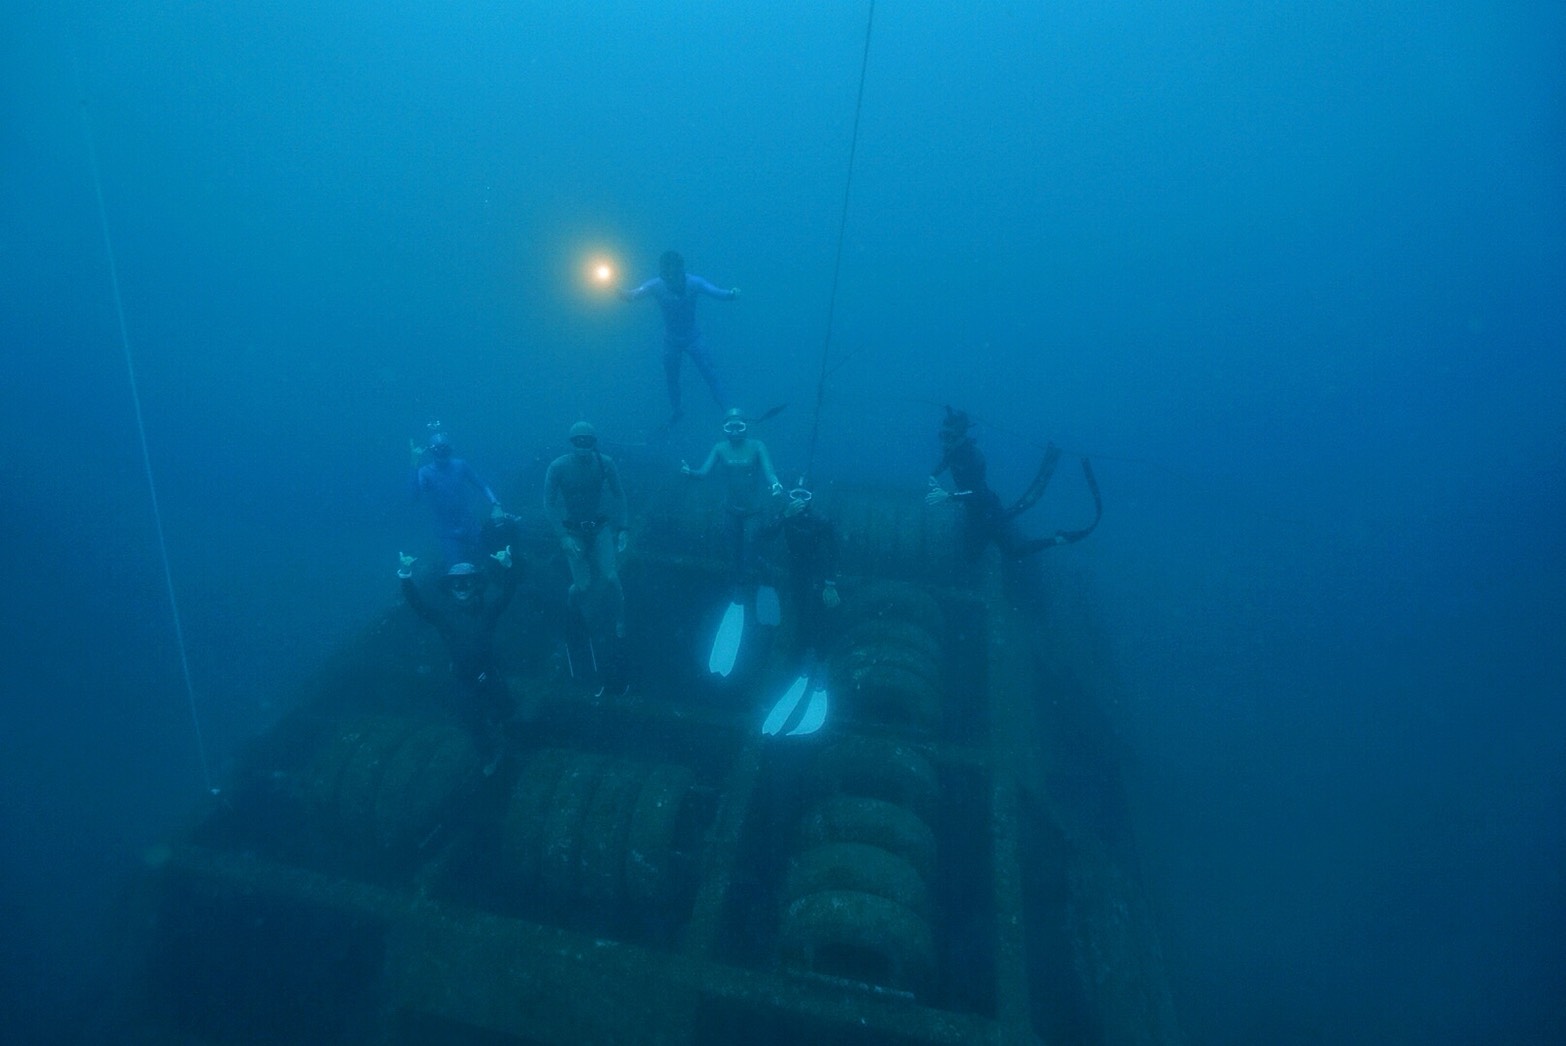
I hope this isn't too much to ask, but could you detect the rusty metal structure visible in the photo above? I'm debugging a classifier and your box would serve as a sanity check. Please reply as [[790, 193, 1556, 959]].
[[113, 469, 1180, 1044]]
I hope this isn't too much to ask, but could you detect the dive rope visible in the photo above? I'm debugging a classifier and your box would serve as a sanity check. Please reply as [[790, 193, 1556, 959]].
[[76, 56, 218, 796], [804, 0, 876, 483]]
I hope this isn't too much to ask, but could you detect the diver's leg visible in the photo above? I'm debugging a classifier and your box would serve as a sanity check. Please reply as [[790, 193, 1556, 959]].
[[993, 515, 1025, 558], [594, 532, 625, 638], [725, 509, 748, 589], [565, 534, 594, 613], [958, 505, 989, 561], [740, 511, 761, 587], [686, 336, 727, 408], [792, 575, 823, 657], [461, 671, 511, 772], [663, 345, 684, 417]]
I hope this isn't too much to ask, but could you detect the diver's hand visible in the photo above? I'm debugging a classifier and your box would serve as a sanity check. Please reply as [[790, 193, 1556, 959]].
[[680, 460, 694, 476], [616, 530, 629, 554], [561, 535, 583, 556], [822, 581, 841, 609], [397, 552, 416, 579], [492, 545, 513, 568], [924, 479, 949, 507], [409, 439, 423, 466], [490, 503, 506, 520], [730, 287, 741, 300], [770, 482, 784, 498]]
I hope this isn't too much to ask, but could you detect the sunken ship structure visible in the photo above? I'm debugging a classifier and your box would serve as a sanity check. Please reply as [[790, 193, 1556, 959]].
[[111, 464, 1181, 1044]]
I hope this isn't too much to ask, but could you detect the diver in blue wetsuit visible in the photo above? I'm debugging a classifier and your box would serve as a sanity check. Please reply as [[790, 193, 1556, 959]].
[[619, 250, 740, 426], [413, 429, 506, 568]]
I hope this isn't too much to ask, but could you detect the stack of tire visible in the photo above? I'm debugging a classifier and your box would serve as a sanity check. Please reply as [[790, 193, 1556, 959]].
[[836, 582, 946, 732], [302, 715, 480, 854], [500, 749, 697, 919], [778, 736, 940, 996]]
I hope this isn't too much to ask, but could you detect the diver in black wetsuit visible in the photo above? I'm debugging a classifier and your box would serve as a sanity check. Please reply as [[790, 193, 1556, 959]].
[[764, 485, 842, 660], [398, 548, 518, 774], [924, 406, 1101, 560]]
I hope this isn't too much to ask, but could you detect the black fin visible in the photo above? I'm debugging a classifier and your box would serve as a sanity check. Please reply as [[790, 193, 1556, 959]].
[[1053, 457, 1102, 544], [1004, 442, 1063, 519]]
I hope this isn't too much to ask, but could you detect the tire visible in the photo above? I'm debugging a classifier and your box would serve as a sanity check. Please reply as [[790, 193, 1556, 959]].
[[623, 764, 695, 907], [784, 842, 930, 918], [798, 795, 936, 882], [810, 737, 940, 823], [778, 889, 936, 995]]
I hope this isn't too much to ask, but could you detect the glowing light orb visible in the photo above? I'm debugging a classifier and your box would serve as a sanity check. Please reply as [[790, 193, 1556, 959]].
[[582, 255, 619, 290]]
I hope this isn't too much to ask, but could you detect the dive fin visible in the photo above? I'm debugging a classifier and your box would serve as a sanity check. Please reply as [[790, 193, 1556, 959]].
[[761, 675, 810, 735], [1054, 456, 1103, 543], [707, 601, 745, 677], [786, 683, 829, 736], [1004, 442, 1063, 520], [755, 585, 781, 627]]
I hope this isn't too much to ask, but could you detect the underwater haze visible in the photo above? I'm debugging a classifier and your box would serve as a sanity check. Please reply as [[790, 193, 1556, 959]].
[[3, 1, 1562, 1042]]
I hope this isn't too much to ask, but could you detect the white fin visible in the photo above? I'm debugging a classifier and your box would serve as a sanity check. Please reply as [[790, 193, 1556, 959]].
[[761, 675, 810, 735], [707, 601, 745, 676], [787, 685, 829, 736]]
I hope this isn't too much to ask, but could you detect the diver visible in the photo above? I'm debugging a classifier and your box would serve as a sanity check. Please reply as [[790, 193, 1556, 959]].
[[924, 406, 1101, 560], [412, 424, 507, 568], [543, 421, 629, 644], [683, 408, 784, 588], [397, 547, 518, 775], [765, 485, 842, 659], [682, 408, 785, 676], [619, 250, 740, 427], [757, 485, 840, 736]]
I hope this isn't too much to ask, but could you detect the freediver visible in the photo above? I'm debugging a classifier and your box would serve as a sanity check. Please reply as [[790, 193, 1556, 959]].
[[682, 408, 785, 676], [397, 548, 518, 775], [544, 421, 629, 639], [412, 424, 507, 569], [543, 421, 631, 695], [924, 406, 1101, 560], [757, 484, 841, 736], [619, 250, 740, 428], [684, 408, 784, 588]]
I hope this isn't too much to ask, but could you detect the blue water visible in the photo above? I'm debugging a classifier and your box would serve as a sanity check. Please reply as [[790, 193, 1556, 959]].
[[3, 2, 1562, 1041]]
